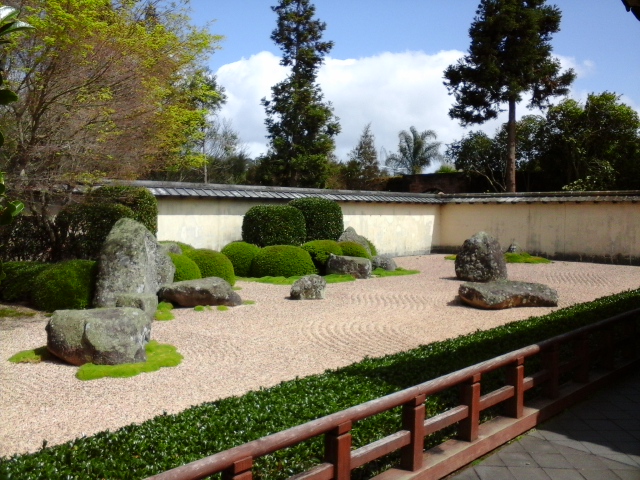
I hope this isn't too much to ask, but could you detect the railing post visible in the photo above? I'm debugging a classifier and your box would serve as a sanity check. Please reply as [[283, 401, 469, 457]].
[[505, 357, 524, 419], [400, 394, 426, 471], [324, 421, 352, 480], [543, 344, 560, 399], [574, 333, 589, 383], [222, 456, 253, 480], [459, 373, 481, 442]]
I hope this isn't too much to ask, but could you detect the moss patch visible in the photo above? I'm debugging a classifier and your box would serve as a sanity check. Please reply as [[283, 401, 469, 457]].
[[445, 253, 551, 264], [194, 305, 212, 312], [372, 267, 420, 277], [217, 305, 229, 311], [76, 341, 182, 381], [0, 307, 36, 318], [242, 300, 256, 305], [8, 346, 52, 364], [155, 302, 175, 321], [239, 274, 356, 285]]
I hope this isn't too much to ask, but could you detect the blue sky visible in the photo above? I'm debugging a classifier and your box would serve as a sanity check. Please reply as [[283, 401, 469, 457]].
[[187, 1, 640, 168]]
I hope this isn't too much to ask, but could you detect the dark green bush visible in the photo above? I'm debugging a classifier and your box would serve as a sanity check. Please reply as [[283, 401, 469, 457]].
[[250, 245, 316, 278], [364, 237, 378, 257], [221, 241, 261, 277], [56, 202, 136, 260], [32, 260, 98, 312], [301, 240, 343, 274], [88, 185, 158, 235], [289, 197, 344, 242], [168, 253, 202, 282], [1, 289, 638, 479], [0, 216, 53, 262], [0, 261, 52, 303], [338, 241, 372, 260], [241, 205, 306, 247], [184, 249, 235, 286]]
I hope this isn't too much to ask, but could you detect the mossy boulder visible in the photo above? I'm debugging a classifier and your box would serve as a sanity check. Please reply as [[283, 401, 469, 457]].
[[184, 249, 235, 286], [33, 260, 98, 312], [250, 245, 317, 278], [169, 253, 202, 282], [221, 241, 261, 277]]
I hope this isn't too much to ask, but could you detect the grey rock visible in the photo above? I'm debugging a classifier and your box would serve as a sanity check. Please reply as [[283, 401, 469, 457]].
[[93, 218, 175, 307], [46, 308, 152, 366], [338, 227, 372, 255], [115, 293, 158, 318], [326, 254, 372, 279], [372, 254, 397, 271], [158, 277, 242, 307], [455, 231, 508, 282], [290, 275, 326, 300], [160, 242, 182, 255], [459, 280, 558, 310], [506, 242, 522, 254]]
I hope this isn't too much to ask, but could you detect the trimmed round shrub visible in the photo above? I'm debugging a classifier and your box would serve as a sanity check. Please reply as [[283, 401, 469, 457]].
[[0, 261, 52, 303], [56, 202, 136, 260], [221, 241, 261, 277], [301, 240, 343, 274], [88, 185, 158, 235], [168, 253, 202, 282], [289, 197, 344, 242], [184, 249, 235, 286], [32, 260, 98, 312], [250, 245, 317, 278], [241, 205, 306, 247], [364, 237, 378, 257], [338, 241, 372, 260]]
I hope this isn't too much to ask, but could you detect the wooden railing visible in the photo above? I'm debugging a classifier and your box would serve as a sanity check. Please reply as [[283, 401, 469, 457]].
[[147, 309, 640, 480]]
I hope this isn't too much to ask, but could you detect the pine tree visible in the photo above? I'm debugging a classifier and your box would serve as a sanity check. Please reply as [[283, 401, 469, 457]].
[[443, 0, 575, 192], [258, 0, 340, 188], [341, 123, 381, 190]]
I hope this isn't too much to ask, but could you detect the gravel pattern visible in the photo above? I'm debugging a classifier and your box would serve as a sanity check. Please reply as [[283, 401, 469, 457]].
[[1, 255, 639, 458]]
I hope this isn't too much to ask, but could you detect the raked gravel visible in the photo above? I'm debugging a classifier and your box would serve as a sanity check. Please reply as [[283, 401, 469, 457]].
[[1, 255, 639, 458]]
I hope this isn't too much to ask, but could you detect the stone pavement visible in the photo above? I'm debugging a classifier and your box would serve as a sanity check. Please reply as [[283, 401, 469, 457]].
[[450, 370, 640, 480]]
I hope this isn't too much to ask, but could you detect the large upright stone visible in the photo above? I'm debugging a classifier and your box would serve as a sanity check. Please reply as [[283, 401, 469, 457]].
[[455, 231, 508, 282], [46, 308, 151, 366], [93, 218, 175, 307], [158, 278, 242, 307], [372, 254, 397, 271], [338, 227, 372, 256], [326, 254, 372, 279]]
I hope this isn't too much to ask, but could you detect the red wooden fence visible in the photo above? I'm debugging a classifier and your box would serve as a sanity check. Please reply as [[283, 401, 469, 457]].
[[147, 308, 639, 480]]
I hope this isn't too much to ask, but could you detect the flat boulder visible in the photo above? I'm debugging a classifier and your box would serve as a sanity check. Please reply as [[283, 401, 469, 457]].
[[115, 293, 158, 318], [459, 280, 558, 310], [372, 254, 397, 271], [290, 275, 326, 300], [94, 218, 175, 307], [338, 227, 372, 256], [158, 277, 242, 307], [455, 231, 508, 282], [46, 308, 152, 366], [326, 254, 372, 279]]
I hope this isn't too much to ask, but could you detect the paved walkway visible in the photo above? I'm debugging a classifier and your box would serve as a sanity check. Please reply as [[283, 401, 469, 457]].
[[451, 370, 640, 480]]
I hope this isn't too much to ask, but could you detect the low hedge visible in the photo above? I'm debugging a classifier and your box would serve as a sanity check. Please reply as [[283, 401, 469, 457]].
[[2, 289, 639, 479], [288, 197, 344, 242], [0, 261, 52, 303], [32, 260, 98, 312]]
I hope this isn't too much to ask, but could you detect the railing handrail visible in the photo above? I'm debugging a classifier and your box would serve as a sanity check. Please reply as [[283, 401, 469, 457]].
[[147, 308, 640, 480]]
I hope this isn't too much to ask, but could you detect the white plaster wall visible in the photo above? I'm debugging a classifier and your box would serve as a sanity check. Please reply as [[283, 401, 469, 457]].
[[438, 202, 640, 260]]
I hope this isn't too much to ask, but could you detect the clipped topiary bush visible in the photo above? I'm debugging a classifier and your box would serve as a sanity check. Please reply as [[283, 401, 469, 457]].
[[168, 253, 202, 282], [88, 185, 158, 235], [364, 237, 378, 257], [338, 241, 372, 260], [221, 241, 261, 277], [301, 240, 343, 274], [250, 245, 317, 278], [0, 261, 52, 303], [241, 205, 306, 247], [32, 260, 98, 312], [56, 202, 137, 260], [289, 197, 344, 242], [184, 249, 235, 286]]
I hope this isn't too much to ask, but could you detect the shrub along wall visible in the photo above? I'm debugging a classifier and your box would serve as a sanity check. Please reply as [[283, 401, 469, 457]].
[[1, 289, 638, 479]]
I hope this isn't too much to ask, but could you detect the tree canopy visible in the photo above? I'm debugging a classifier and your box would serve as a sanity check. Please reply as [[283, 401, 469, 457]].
[[339, 123, 381, 190], [385, 126, 443, 175], [443, 0, 575, 192]]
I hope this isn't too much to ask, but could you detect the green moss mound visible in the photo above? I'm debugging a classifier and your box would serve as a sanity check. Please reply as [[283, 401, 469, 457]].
[[249, 245, 317, 278], [88, 185, 158, 235], [0, 261, 52, 303], [504, 252, 552, 264], [76, 341, 183, 381], [221, 241, 261, 277], [184, 249, 235, 286], [168, 253, 202, 282], [155, 302, 175, 321], [241, 273, 356, 285], [288, 197, 344, 242], [32, 260, 98, 312], [301, 240, 343, 274], [372, 267, 420, 277], [8, 346, 52, 364], [338, 241, 372, 260], [241, 205, 306, 247]]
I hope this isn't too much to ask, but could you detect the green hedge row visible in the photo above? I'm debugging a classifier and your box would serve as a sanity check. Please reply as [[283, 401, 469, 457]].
[[2, 289, 639, 479]]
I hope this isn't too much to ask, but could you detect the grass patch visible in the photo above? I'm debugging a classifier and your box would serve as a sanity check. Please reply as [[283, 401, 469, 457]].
[[445, 253, 551, 264], [239, 274, 356, 285], [372, 267, 420, 277], [8, 346, 52, 364], [0, 307, 36, 318], [154, 301, 175, 321], [76, 341, 182, 381]]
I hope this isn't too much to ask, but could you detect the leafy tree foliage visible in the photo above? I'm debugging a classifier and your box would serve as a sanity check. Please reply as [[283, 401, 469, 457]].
[[443, 0, 575, 192], [258, 0, 340, 188], [385, 126, 443, 175], [340, 123, 381, 190]]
